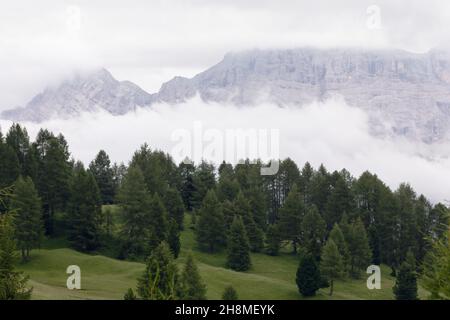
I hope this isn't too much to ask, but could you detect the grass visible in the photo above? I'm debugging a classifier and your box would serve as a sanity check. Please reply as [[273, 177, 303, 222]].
[[16, 211, 429, 300]]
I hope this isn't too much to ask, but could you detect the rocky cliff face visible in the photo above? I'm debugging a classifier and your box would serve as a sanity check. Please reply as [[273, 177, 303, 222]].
[[1, 68, 153, 122], [3, 48, 450, 143], [153, 48, 450, 143]]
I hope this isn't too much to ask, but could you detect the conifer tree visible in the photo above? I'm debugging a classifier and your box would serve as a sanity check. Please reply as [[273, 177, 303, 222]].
[[393, 250, 418, 300], [265, 224, 281, 256], [347, 218, 372, 278], [329, 223, 350, 273], [0, 212, 32, 300], [89, 150, 115, 204], [300, 206, 326, 260], [168, 219, 181, 259], [296, 253, 321, 297], [192, 161, 216, 209], [233, 192, 264, 252], [196, 190, 226, 253], [163, 187, 185, 230], [137, 242, 179, 300], [67, 166, 103, 252], [278, 184, 304, 253], [124, 288, 136, 300], [227, 216, 251, 271], [222, 286, 238, 300], [148, 194, 169, 247], [10, 176, 43, 261], [320, 239, 344, 296], [179, 253, 207, 300]]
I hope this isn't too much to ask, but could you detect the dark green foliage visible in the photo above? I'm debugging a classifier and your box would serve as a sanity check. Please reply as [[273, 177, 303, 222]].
[[117, 166, 153, 259], [67, 165, 103, 252], [328, 223, 350, 273], [148, 194, 169, 247], [0, 212, 32, 300], [265, 224, 281, 256], [163, 187, 185, 230], [89, 150, 115, 204], [278, 184, 304, 253], [320, 239, 345, 296], [345, 217, 372, 278], [137, 242, 179, 300], [10, 176, 43, 261], [233, 192, 264, 252], [195, 190, 226, 253], [168, 219, 181, 259], [393, 250, 418, 300], [300, 206, 326, 260], [222, 286, 238, 300], [324, 170, 354, 230], [296, 253, 321, 297], [178, 162, 195, 211], [192, 161, 216, 209], [227, 216, 251, 271], [179, 253, 207, 300], [0, 142, 20, 189], [217, 177, 240, 202]]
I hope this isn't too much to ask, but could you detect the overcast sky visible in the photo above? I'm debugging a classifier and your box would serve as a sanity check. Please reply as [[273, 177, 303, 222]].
[[1, 0, 450, 110]]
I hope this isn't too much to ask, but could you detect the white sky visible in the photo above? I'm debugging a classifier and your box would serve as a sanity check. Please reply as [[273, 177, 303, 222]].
[[1, 0, 450, 110]]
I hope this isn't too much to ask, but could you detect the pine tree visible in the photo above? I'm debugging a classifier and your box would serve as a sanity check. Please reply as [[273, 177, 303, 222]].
[[191, 161, 216, 209], [347, 218, 372, 278], [217, 177, 240, 202], [324, 171, 353, 230], [148, 194, 169, 247], [0, 212, 32, 300], [168, 219, 181, 259], [89, 150, 115, 204], [10, 176, 43, 261], [222, 286, 238, 300], [179, 253, 207, 300], [393, 250, 418, 300], [137, 242, 179, 300], [278, 184, 304, 253], [163, 187, 185, 230], [5, 124, 33, 177], [67, 166, 103, 252], [117, 166, 153, 259], [320, 239, 344, 296], [227, 216, 251, 271], [195, 190, 226, 253], [265, 224, 281, 256], [329, 223, 350, 273], [300, 206, 326, 260], [296, 253, 321, 297], [0, 142, 20, 189], [233, 192, 264, 252]]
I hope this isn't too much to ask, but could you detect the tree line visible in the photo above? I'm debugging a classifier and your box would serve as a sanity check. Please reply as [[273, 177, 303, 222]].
[[0, 123, 449, 299]]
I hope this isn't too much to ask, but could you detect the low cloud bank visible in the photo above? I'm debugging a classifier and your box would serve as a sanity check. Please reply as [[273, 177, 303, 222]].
[[1, 97, 450, 203]]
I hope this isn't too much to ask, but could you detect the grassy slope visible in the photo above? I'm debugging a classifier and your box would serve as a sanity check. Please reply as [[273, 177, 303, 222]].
[[17, 213, 429, 300]]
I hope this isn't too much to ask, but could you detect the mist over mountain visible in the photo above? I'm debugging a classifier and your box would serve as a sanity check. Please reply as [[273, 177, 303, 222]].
[[3, 47, 450, 143]]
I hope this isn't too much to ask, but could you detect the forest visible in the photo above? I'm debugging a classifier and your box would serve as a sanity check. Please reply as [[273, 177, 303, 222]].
[[0, 123, 449, 300]]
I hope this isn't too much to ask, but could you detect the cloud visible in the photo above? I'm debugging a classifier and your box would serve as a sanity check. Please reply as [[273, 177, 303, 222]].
[[1, 97, 450, 203]]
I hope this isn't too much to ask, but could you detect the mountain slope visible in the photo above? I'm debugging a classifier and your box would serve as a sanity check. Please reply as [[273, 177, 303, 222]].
[[1, 68, 152, 122], [152, 48, 450, 143]]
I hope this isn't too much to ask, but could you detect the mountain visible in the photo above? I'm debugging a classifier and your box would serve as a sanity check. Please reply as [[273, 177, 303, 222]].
[[152, 48, 450, 143], [3, 48, 450, 143], [1, 68, 152, 122]]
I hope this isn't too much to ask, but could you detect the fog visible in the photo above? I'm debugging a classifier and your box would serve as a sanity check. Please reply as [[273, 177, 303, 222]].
[[1, 97, 450, 204]]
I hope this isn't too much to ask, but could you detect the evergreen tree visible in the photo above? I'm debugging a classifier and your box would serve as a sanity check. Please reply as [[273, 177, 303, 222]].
[[137, 242, 179, 300], [5, 124, 34, 178], [226, 216, 251, 271], [89, 150, 115, 204], [163, 187, 185, 230], [178, 162, 195, 211], [10, 176, 43, 261], [233, 192, 264, 252], [422, 234, 450, 299], [347, 218, 372, 278], [0, 142, 20, 189], [393, 250, 418, 300], [117, 166, 153, 259], [310, 164, 331, 214], [296, 253, 321, 297], [320, 239, 344, 296], [0, 212, 32, 300], [67, 166, 103, 252], [265, 224, 281, 256], [278, 184, 304, 253], [148, 194, 169, 247], [324, 171, 354, 230], [192, 161, 216, 209], [168, 219, 181, 259], [329, 223, 350, 273], [217, 177, 240, 203], [222, 286, 238, 300], [299, 206, 326, 260], [195, 190, 226, 253], [179, 253, 207, 300]]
